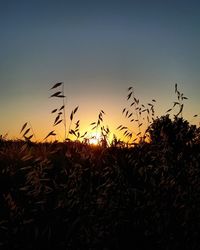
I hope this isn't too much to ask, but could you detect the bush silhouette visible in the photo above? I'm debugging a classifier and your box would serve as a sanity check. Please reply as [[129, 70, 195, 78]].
[[147, 115, 198, 147]]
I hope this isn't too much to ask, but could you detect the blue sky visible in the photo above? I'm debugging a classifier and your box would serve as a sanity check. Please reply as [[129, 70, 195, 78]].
[[0, 0, 200, 140]]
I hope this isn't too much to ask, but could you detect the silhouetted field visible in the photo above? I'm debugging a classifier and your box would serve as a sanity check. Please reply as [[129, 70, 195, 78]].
[[0, 129, 200, 249]]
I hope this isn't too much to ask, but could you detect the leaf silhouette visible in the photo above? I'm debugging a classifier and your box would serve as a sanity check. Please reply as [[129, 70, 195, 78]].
[[98, 117, 102, 124], [177, 91, 180, 100], [127, 92, 132, 100], [50, 91, 62, 97], [26, 135, 33, 140], [69, 130, 76, 136], [176, 104, 184, 117], [73, 106, 79, 114], [130, 102, 135, 107], [59, 105, 64, 110], [173, 102, 179, 107], [50, 82, 63, 90], [120, 126, 127, 131], [44, 131, 56, 140], [23, 128, 30, 137], [80, 132, 87, 138], [51, 109, 57, 113], [56, 95, 66, 98], [70, 111, 74, 121], [54, 115, 60, 125], [175, 83, 178, 93], [123, 130, 128, 136], [54, 120, 62, 126], [75, 120, 80, 126], [20, 122, 28, 134]]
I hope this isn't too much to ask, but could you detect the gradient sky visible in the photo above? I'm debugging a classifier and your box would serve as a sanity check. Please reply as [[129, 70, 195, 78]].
[[0, 0, 200, 141]]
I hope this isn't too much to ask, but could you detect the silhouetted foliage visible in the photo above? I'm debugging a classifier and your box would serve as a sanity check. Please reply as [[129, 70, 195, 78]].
[[147, 114, 199, 147]]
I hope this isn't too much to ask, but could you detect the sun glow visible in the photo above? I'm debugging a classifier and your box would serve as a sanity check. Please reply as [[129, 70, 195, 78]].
[[87, 132, 101, 145]]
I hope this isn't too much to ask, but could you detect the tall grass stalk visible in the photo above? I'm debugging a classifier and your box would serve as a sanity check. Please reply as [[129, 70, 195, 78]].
[[62, 83, 67, 140]]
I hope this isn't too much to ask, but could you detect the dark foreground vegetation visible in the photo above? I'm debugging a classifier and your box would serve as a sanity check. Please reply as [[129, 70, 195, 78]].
[[0, 114, 200, 250]]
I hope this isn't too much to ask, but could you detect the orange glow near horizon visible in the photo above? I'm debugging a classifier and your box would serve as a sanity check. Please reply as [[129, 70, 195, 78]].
[[1, 83, 200, 143], [86, 132, 101, 145]]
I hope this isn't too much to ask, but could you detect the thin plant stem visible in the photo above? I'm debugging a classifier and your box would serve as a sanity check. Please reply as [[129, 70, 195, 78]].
[[62, 83, 67, 140], [67, 119, 72, 140]]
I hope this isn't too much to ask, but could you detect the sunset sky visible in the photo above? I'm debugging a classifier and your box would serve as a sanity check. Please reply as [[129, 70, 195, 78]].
[[0, 0, 200, 141]]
